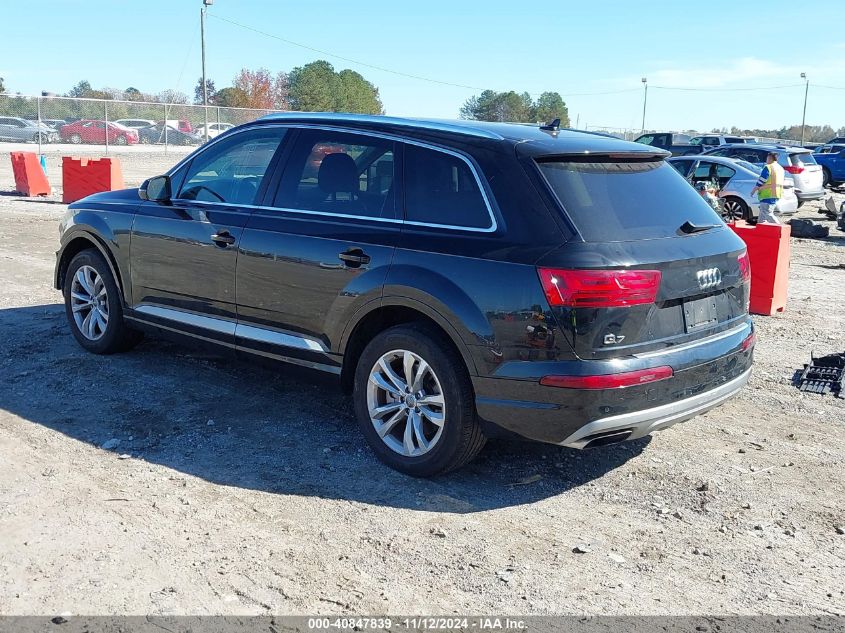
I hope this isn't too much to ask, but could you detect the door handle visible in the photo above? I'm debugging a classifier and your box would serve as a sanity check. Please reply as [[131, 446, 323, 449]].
[[338, 248, 371, 267], [211, 231, 236, 246]]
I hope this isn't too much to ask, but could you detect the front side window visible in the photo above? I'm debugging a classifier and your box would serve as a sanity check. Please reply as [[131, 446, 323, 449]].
[[178, 127, 285, 205], [274, 130, 395, 219], [403, 144, 492, 229]]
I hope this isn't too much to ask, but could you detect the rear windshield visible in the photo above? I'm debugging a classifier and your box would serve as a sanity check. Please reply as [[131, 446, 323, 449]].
[[790, 153, 816, 166], [537, 159, 723, 242]]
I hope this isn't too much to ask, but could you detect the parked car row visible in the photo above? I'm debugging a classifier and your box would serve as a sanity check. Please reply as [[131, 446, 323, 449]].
[[0, 116, 237, 145], [633, 132, 749, 156]]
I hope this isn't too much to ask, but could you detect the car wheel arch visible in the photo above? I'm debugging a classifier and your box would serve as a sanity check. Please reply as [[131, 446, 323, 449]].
[[338, 298, 480, 393], [56, 231, 125, 304]]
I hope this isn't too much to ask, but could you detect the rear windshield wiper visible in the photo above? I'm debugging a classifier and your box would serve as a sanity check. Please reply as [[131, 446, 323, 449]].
[[679, 220, 721, 234]]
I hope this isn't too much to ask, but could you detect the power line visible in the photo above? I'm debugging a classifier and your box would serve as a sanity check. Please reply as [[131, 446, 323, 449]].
[[652, 83, 805, 92], [209, 14, 489, 91], [814, 83, 845, 90], [208, 14, 641, 98]]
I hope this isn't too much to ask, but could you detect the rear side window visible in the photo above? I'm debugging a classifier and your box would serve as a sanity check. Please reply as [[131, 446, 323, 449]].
[[274, 129, 395, 219], [791, 153, 816, 166], [537, 159, 723, 242], [403, 144, 492, 229]]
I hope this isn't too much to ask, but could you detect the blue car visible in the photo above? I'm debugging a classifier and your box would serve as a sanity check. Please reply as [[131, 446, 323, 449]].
[[814, 144, 845, 188]]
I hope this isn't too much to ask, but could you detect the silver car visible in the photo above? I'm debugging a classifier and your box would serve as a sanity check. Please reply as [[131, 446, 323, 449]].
[[668, 155, 798, 221], [0, 116, 58, 143], [702, 144, 824, 205]]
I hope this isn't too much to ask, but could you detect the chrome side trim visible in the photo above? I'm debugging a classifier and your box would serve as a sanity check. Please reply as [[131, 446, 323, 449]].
[[560, 368, 751, 449], [132, 304, 328, 353], [235, 323, 326, 352], [167, 124, 499, 234], [634, 322, 749, 359], [134, 305, 235, 336], [125, 315, 237, 350]]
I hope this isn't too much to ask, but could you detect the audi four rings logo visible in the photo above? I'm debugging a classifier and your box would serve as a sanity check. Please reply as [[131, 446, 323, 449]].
[[697, 267, 722, 290]]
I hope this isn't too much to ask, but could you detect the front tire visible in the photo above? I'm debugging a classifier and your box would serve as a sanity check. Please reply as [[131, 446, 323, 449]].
[[822, 167, 832, 188], [69, 133, 82, 144], [115, 135, 127, 146], [63, 249, 142, 354], [352, 323, 486, 477]]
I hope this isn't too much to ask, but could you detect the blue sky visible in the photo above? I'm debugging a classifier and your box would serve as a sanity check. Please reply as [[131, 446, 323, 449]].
[[2, 0, 844, 131]]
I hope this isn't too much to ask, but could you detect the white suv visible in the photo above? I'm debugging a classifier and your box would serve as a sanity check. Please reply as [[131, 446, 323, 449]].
[[702, 144, 824, 206], [193, 122, 235, 140]]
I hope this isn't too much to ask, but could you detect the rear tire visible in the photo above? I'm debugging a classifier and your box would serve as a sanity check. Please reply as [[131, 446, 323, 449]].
[[70, 134, 82, 144], [63, 249, 142, 354], [722, 196, 750, 221], [822, 167, 832, 188], [352, 323, 486, 477]]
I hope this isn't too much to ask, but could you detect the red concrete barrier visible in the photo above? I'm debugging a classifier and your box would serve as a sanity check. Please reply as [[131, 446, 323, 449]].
[[729, 220, 791, 316], [10, 152, 51, 196], [62, 157, 125, 204]]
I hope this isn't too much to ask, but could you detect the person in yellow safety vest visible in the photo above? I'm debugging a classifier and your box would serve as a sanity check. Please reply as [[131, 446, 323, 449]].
[[750, 152, 784, 224]]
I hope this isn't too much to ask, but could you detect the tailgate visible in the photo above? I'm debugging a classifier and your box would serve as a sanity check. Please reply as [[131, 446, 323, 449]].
[[534, 155, 750, 360], [536, 233, 750, 359]]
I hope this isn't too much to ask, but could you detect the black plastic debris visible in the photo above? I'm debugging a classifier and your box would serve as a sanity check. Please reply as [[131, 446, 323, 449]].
[[797, 352, 845, 398]]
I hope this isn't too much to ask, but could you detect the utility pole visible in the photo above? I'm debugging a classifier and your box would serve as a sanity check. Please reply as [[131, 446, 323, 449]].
[[201, 0, 213, 143], [641, 77, 648, 133], [800, 72, 809, 146]]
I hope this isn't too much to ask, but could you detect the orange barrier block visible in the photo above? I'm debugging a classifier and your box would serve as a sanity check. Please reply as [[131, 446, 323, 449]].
[[62, 157, 125, 204], [729, 220, 791, 316], [9, 152, 51, 196]]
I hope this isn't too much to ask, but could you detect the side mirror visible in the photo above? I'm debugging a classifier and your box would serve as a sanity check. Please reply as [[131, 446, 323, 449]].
[[139, 175, 172, 203]]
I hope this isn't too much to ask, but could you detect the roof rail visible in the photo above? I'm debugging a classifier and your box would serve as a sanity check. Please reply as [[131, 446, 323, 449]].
[[258, 112, 505, 140]]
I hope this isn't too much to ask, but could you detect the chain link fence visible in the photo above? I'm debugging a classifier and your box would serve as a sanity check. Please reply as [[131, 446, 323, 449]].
[[0, 94, 281, 154]]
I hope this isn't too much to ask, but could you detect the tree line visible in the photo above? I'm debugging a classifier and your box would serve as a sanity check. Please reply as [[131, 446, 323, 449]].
[[57, 60, 384, 115], [459, 90, 570, 125], [711, 125, 845, 144]]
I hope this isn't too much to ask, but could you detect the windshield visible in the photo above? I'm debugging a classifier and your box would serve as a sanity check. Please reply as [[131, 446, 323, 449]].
[[537, 159, 723, 242]]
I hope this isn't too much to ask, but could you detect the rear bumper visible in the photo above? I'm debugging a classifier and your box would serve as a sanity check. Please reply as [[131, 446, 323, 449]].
[[559, 368, 750, 448], [795, 188, 825, 202], [473, 320, 754, 446]]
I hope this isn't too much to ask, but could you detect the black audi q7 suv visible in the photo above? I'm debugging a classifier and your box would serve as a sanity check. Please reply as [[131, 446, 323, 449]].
[[55, 113, 754, 476]]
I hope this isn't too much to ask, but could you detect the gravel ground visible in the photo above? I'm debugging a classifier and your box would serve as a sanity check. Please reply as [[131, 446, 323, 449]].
[[0, 150, 844, 616]]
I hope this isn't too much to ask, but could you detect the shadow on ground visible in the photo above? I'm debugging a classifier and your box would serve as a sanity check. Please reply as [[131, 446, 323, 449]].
[[0, 304, 648, 513]]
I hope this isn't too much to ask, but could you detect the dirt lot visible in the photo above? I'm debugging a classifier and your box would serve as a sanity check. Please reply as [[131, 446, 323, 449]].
[[0, 150, 844, 616]]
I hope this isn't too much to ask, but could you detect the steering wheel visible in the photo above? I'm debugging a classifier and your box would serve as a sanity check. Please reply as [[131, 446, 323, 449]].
[[185, 185, 225, 202]]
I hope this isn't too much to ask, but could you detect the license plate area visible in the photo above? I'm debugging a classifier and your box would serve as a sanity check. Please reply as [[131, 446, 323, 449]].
[[683, 296, 718, 332]]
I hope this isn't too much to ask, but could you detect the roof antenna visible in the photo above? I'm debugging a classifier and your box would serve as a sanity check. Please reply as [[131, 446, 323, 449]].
[[540, 118, 560, 132]]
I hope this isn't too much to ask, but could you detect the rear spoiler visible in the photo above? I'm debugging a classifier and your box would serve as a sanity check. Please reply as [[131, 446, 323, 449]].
[[533, 150, 671, 163]]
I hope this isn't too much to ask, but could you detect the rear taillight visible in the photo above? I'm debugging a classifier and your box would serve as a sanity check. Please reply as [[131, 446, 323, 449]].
[[738, 251, 751, 283], [537, 268, 661, 308], [540, 366, 674, 389], [784, 165, 804, 174], [741, 331, 756, 352]]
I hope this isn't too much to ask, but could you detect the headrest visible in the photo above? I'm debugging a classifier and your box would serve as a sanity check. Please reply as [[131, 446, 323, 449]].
[[318, 153, 358, 194]]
